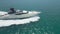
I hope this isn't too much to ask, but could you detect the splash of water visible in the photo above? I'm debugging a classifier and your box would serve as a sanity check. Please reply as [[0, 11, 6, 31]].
[[0, 16, 40, 27]]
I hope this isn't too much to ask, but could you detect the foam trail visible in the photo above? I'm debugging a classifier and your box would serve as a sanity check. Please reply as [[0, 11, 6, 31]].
[[0, 16, 40, 27]]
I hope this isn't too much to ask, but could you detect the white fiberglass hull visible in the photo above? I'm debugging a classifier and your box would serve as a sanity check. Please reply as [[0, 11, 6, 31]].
[[0, 11, 40, 20]]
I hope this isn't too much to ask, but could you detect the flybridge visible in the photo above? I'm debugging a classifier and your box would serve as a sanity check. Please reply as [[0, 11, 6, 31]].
[[8, 8, 28, 15]]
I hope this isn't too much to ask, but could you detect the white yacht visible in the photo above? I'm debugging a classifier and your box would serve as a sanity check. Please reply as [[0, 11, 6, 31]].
[[0, 8, 40, 20]]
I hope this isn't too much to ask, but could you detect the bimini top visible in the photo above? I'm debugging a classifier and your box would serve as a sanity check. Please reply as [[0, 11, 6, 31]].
[[8, 8, 16, 14]]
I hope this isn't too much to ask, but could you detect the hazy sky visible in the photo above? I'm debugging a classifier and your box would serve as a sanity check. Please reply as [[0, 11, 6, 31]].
[[0, 0, 60, 11]]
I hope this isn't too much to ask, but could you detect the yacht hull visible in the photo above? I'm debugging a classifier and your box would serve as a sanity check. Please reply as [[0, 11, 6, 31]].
[[0, 11, 40, 20]]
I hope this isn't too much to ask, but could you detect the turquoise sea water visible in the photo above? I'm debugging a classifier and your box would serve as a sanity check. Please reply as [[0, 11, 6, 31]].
[[0, 0, 60, 34]]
